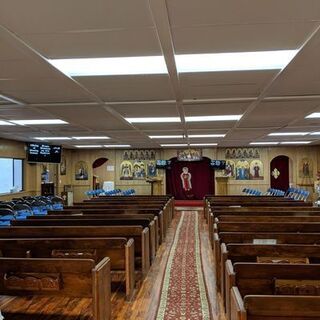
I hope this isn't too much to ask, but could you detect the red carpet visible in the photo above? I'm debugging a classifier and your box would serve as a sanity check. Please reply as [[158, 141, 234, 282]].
[[174, 200, 204, 207], [156, 211, 211, 319]]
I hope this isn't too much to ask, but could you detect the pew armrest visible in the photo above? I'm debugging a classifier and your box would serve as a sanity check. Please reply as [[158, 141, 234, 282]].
[[225, 260, 236, 320], [142, 227, 150, 276], [125, 238, 135, 300], [230, 287, 246, 320], [92, 257, 111, 320]]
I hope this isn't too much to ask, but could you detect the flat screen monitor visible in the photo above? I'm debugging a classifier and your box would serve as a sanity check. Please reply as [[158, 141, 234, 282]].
[[156, 160, 171, 169], [27, 143, 62, 163], [210, 160, 226, 170]]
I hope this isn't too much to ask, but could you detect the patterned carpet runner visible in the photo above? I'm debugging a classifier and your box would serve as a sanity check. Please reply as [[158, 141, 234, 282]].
[[156, 211, 211, 320]]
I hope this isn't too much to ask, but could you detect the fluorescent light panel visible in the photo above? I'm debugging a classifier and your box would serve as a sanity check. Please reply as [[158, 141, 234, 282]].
[[104, 145, 131, 148], [188, 134, 225, 138], [0, 120, 15, 126], [268, 132, 309, 136], [11, 119, 68, 125], [190, 143, 218, 146], [250, 142, 279, 145], [280, 141, 312, 145], [185, 115, 242, 122], [310, 132, 320, 135], [149, 135, 184, 139], [49, 56, 168, 76], [126, 117, 181, 123], [73, 136, 110, 140], [75, 145, 103, 148], [176, 50, 298, 73], [35, 137, 71, 141], [160, 144, 188, 147], [306, 112, 320, 119]]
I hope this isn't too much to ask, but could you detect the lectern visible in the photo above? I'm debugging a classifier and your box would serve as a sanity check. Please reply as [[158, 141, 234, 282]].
[[215, 176, 229, 195], [146, 177, 163, 195]]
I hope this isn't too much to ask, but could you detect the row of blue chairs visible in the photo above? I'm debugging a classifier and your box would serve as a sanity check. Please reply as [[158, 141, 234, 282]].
[[266, 188, 286, 197], [85, 188, 136, 197], [285, 187, 310, 201], [242, 188, 263, 196], [0, 195, 64, 226]]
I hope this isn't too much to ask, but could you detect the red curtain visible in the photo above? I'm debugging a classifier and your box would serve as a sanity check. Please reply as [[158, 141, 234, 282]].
[[270, 155, 289, 191], [166, 157, 214, 200]]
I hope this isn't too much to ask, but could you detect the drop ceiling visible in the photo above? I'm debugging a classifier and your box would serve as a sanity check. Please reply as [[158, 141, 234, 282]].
[[1, 0, 320, 148]]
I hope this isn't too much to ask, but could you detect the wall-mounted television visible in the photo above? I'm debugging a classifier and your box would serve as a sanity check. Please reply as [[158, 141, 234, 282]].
[[210, 160, 226, 170], [156, 160, 171, 169], [27, 143, 62, 163]]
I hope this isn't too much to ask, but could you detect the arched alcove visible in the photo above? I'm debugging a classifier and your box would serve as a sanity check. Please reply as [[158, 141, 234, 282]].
[[92, 157, 108, 189], [270, 155, 290, 191]]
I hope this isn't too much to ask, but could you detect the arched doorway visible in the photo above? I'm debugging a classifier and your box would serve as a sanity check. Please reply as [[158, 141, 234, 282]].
[[92, 158, 108, 189], [270, 155, 289, 191], [166, 157, 214, 200]]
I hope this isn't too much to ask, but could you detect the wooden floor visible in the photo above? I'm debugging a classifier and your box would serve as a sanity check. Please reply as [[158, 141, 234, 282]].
[[0, 209, 226, 320]]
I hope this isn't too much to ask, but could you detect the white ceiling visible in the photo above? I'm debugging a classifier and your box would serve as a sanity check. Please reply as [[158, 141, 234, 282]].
[[1, 0, 320, 148]]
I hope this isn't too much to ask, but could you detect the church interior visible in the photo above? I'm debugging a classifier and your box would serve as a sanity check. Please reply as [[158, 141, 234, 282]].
[[1, 1, 320, 319]]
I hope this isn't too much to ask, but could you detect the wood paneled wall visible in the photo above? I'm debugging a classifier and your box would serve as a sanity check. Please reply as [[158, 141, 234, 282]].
[[1, 137, 320, 202]]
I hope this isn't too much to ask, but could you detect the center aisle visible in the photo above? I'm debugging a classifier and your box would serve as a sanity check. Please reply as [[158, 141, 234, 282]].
[[156, 211, 211, 320]]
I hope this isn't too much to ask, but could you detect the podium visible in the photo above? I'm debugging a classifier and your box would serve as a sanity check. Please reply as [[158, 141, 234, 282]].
[[215, 176, 229, 195], [146, 177, 163, 195]]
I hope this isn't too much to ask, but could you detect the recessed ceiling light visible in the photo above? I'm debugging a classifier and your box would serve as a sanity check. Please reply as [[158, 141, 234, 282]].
[[11, 119, 68, 125], [280, 141, 312, 145], [75, 145, 103, 148], [185, 115, 242, 122], [175, 50, 298, 73], [149, 135, 184, 139], [72, 136, 110, 140], [189, 143, 218, 146], [104, 145, 131, 148], [48, 56, 168, 76], [250, 142, 279, 145], [0, 120, 15, 126], [188, 134, 225, 138], [35, 137, 71, 141], [268, 132, 309, 136], [160, 144, 188, 147], [306, 113, 320, 119], [126, 117, 181, 123]]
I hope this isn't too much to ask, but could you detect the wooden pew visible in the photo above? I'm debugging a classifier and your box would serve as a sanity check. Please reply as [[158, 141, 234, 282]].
[[0, 237, 135, 299], [230, 287, 320, 320], [0, 257, 111, 320], [220, 243, 320, 307], [47, 210, 163, 247], [0, 226, 150, 276], [55, 207, 169, 241], [11, 218, 156, 263], [226, 262, 320, 320]]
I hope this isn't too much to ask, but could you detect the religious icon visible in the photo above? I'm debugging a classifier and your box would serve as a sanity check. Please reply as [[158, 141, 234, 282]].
[[120, 161, 133, 180], [180, 167, 192, 191], [250, 160, 264, 180], [236, 160, 250, 180], [60, 156, 66, 176], [133, 161, 146, 179], [224, 160, 235, 178], [299, 158, 313, 178], [225, 149, 231, 159], [75, 161, 88, 180], [123, 151, 129, 160], [147, 161, 157, 177]]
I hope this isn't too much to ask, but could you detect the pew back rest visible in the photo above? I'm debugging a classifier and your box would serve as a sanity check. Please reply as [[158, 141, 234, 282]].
[[244, 295, 320, 318], [0, 238, 129, 270], [0, 257, 99, 297], [234, 263, 320, 296]]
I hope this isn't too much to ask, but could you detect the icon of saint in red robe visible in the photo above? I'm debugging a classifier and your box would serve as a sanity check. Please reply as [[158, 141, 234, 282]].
[[180, 167, 192, 191]]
